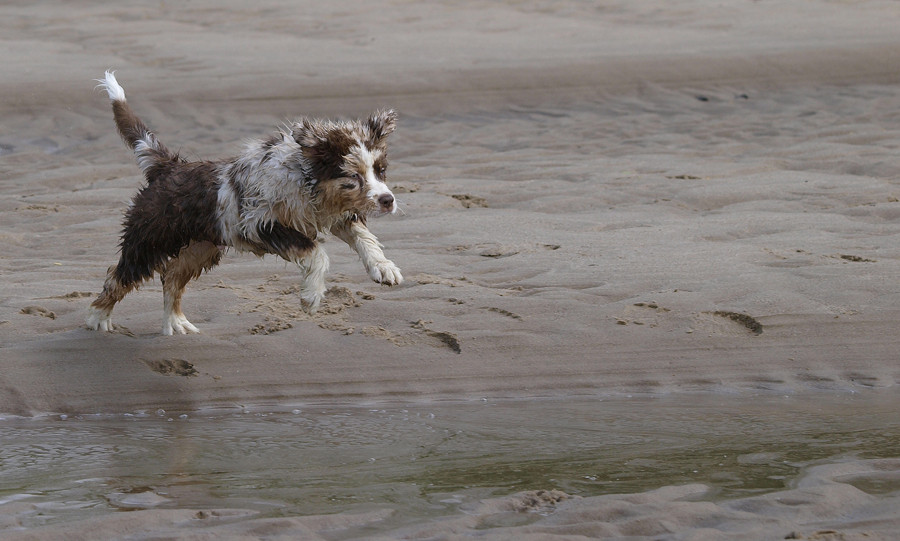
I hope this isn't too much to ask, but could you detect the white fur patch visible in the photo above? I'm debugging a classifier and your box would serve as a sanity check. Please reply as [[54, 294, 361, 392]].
[[133, 137, 161, 173], [96, 70, 126, 102], [215, 177, 243, 248], [162, 289, 200, 335], [352, 144, 395, 213], [162, 313, 200, 335], [349, 221, 403, 285], [86, 306, 114, 331], [299, 245, 330, 313], [366, 177, 392, 200]]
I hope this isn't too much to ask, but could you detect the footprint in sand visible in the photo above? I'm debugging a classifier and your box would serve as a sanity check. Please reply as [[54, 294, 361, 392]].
[[412, 273, 467, 287], [241, 285, 367, 335], [711, 311, 763, 335], [839, 254, 876, 263], [39, 291, 95, 300], [142, 359, 198, 377], [16, 204, 61, 213], [483, 307, 522, 320], [249, 317, 293, 335], [449, 242, 560, 259], [412, 320, 461, 353], [615, 302, 671, 327], [20, 306, 56, 319], [361, 326, 416, 347], [361, 321, 462, 354], [691, 311, 763, 336], [449, 194, 488, 208], [423, 329, 461, 354]]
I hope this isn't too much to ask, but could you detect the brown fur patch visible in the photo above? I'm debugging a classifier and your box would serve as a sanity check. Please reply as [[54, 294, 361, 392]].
[[116, 160, 223, 287], [250, 222, 316, 262], [367, 110, 398, 145], [161, 241, 222, 315], [293, 119, 357, 181], [91, 265, 138, 312], [315, 177, 376, 219], [112, 101, 155, 150]]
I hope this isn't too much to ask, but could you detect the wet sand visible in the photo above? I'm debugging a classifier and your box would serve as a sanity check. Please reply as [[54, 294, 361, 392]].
[[2, 0, 900, 538], [3, 394, 900, 540]]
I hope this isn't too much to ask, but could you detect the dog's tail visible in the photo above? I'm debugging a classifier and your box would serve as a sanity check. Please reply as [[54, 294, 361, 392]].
[[96, 71, 173, 175]]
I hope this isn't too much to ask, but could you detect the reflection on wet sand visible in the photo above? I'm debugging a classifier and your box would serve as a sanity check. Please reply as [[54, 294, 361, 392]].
[[2, 393, 899, 538]]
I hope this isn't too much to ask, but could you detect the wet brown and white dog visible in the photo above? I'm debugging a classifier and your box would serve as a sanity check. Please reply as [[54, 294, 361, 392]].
[[87, 71, 402, 335]]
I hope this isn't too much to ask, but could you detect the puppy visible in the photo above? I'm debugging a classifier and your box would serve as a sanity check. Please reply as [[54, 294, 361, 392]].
[[87, 71, 402, 335]]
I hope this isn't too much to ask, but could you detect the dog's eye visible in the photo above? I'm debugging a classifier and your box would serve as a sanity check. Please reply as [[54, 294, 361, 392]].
[[341, 174, 364, 190]]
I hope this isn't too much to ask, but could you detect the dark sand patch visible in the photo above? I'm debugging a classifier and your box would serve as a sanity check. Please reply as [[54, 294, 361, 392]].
[[142, 359, 198, 377]]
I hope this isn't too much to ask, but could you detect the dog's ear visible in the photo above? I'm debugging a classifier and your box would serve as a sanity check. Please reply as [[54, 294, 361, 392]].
[[291, 118, 353, 177], [367, 109, 397, 144], [290, 118, 326, 154], [290, 118, 312, 148]]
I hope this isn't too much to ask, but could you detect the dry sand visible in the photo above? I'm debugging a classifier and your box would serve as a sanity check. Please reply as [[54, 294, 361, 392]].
[[2, 0, 900, 538]]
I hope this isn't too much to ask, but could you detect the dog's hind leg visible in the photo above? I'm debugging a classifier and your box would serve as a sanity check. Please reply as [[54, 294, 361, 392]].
[[87, 267, 137, 331], [160, 241, 222, 335]]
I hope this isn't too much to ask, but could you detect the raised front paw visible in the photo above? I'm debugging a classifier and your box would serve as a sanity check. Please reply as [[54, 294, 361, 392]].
[[369, 260, 403, 286]]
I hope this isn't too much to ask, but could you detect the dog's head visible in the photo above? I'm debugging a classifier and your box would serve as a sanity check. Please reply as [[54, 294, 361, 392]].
[[291, 110, 398, 217]]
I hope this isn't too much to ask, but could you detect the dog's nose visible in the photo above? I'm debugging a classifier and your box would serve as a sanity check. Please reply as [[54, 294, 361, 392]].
[[378, 193, 394, 210]]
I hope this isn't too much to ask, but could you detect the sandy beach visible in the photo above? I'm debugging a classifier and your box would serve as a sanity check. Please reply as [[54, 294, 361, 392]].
[[2, 0, 900, 538]]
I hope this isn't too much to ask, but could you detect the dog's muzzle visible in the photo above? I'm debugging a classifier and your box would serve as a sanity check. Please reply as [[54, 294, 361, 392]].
[[378, 193, 395, 213]]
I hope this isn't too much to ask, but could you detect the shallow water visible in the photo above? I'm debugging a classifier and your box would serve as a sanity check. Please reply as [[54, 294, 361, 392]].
[[2, 392, 899, 535]]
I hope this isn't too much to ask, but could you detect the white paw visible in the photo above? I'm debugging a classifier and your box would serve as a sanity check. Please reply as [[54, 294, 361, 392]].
[[369, 260, 403, 286], [300, 289, 325, 315], [86, 307, 113, 332], [163, 313, 200, 335]]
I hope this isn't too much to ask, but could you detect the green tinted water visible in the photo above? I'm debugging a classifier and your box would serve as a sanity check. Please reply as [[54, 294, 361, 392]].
[[2, 392, 898, 532]]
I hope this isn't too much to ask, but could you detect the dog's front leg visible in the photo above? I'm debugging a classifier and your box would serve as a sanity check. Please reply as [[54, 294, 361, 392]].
[[298, 244, 329, 314], [332, 219, 403, 286]]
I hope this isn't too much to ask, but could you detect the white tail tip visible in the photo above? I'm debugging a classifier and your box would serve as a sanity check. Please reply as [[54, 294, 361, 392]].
[[95, 70, 126, 102]]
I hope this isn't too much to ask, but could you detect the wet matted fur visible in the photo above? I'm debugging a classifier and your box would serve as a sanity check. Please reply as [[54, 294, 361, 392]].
[[87, 71, 403, 335]]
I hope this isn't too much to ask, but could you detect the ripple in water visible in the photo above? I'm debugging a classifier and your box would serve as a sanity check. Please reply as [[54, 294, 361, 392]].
[[1, 392, 899, 533]]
